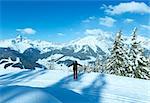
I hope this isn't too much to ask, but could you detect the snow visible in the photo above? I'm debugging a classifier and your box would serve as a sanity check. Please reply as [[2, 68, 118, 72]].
[[0, 39, 35, 53], [0, 85, 62, 103], [0, 69, 150, 103], [0, 39, 13, 48], [60, 55, 96, 65], [0, 33, 149, 55], [123, 35, 150, 50], [70, 35, 112, 53], [0, 57, 21, 70], [0, 38, 63, 53]]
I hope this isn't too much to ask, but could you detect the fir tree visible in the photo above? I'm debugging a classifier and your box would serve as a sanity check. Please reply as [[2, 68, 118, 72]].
[[85, 64, 93, 73], [127, 28, 150, 79], [105, 31, 128, 76], [148, 57, 150, 67], [94, 55, 103, 73]]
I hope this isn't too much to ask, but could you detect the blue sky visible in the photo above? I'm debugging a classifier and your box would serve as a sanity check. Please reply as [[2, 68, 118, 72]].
[[0, 0, 150, 42]]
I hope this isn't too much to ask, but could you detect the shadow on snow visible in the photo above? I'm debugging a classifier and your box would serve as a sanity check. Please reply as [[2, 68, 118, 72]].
[[0, 71, 106, 103], [0, 70, 47, 85]]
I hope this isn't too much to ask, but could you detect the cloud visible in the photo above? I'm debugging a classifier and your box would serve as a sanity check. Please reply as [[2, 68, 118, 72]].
[[89, 16, 96, 20], [84, 29, 112, 37], [82, 16, 96, 23], [85, 29, 104, 35], [99, 16, 116, 27], [124, 18, 134, 24], [141, 25, 150, 30], [103, 1, 150, 15], [57, 33, 64, 36], [82, 19, 91, 23], [16, 28, 36, 35]]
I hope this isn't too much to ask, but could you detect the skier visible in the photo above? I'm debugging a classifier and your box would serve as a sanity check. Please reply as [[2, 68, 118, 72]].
[[68, 61, 82, 80]]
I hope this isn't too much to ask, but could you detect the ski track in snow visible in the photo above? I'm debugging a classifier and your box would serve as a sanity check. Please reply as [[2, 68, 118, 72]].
[[0, 69, 150, 103]]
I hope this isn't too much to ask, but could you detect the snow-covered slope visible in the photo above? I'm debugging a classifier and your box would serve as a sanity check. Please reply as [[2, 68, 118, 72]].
[[0, 69, 150, 103], [0, 85, 62, 103]]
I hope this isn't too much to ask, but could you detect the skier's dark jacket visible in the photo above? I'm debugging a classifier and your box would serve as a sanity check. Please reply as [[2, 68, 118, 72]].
[[68, 61, 82, 70]]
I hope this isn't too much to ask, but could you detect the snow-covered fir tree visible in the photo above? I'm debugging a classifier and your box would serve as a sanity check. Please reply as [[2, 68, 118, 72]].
[[148, 57, 150, 67], [94, 55, 103, 72], [105, 31, 128, 76], [127, 28, 150, 79], [84, 64, 93, 73]]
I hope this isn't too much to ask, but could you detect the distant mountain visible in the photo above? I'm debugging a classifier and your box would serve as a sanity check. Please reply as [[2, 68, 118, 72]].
[[0, 33, 149, 69], [0, 47, 46, 69]]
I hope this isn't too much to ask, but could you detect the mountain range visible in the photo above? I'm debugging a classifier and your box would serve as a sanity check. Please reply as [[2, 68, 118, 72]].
[[0, 32, 150, 69]]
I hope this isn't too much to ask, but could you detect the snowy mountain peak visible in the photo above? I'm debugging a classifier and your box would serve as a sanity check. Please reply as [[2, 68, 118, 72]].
[[70, 34, 113, 53], [16, 34, 23, 42]]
